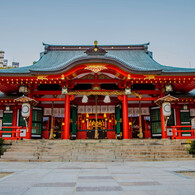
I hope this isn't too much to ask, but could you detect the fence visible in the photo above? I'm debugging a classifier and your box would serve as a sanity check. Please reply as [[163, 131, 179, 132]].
[[0, 126, 23, 140], [171, 125, 195, 139]]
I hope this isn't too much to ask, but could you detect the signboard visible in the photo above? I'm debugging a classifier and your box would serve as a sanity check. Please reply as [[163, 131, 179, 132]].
[[20, 128, 26, 137], [0, 119, 2, 130], [191, 117, 195, 129]]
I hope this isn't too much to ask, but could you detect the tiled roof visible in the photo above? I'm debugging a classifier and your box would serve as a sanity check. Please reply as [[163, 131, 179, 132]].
[[0, 65, 32, 74], [0, 43, 195, 75]]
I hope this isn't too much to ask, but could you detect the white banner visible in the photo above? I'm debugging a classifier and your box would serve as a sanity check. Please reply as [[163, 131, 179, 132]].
[[108, 106, 115, 113], [190, 109, 195, 116], [86, 106, 93, 113], [93, 106, 101, 113], [101, 106, 108, 113], [44, 108, 51, 115], [128, 108, 134, 115], [134, 108, 139, 115], [0, 110, 3, 118], [78, 106, 86, 113], [60, 108, 65, 116], [44, 108, 65, 116], [142, 107, 150, 115], [78, 105, 114, 114], [128, 107, 150, 116]]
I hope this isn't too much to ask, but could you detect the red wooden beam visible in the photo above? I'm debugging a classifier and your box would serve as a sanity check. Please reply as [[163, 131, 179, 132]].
[[133, 90, 162, 95], [35, 98, 65, 101], [72, 79, 121, 84], [127, 97, 158, 101], [33, 91, 62, 95]]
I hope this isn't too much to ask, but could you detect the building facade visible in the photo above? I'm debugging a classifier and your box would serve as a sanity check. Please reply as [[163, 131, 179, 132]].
[[12, 62, 19, 68], [0, 42, 195, 140], [3, 59, 8, 68], [0, 51, 5, 68]]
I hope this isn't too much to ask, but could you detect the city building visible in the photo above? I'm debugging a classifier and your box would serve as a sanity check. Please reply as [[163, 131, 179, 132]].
[[0, 42, 195, 140], [0, 51, 5, 68], [3, 59, 8, 68], [12, 62, 19, 68]]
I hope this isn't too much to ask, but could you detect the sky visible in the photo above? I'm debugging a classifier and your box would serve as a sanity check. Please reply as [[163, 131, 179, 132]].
[[0, 0, 195, 68]]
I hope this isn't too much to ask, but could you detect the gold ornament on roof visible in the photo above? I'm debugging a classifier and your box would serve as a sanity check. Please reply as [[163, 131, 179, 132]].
[[37, 75, 48, 80], [94, 40, 98, 46], [85, 65, 107, 73]]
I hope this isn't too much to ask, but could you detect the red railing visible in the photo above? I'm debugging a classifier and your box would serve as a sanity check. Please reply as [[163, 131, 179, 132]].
[[0, 126, 23, 140], [171, 125, 195, 139]]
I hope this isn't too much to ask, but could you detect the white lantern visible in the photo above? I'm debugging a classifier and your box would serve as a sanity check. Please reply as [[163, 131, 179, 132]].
[[22, 103, 31, 118], [103, 95, 111, 103], [82, 95, 88, 103], [162, 102, 171, 117]]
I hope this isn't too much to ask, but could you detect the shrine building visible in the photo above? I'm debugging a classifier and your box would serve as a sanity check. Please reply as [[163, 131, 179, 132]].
[[0, 41, 195, 140]]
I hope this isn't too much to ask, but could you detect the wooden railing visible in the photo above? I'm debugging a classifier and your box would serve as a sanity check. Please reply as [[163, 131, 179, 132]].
[[0, 126, 23, 140], [171, 125, 195, 139]]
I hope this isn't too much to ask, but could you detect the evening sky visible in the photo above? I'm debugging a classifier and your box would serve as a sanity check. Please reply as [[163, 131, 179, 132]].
[[0, 0, 195, 68]]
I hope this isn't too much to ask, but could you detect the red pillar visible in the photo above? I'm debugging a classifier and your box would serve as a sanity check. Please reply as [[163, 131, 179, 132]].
[[26, 91, 33, 139], [123, 95, 129, 139], [26, 107, 32, 139], [175, 106, 181, 126], [12, 107, 17, 138], [160, 106, 167, 139], [64, 95, 70, 139]]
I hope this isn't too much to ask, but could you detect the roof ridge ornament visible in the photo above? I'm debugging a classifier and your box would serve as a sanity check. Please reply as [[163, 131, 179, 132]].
[[85, 40, 107, 55]]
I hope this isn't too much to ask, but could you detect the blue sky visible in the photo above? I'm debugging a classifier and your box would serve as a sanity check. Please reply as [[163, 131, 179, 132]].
[[1, 0, 195, 68]]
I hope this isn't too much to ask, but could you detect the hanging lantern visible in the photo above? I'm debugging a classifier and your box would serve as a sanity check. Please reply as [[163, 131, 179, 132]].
[[86, 113, 89, 118], [19, 85, 28, 93], [103, 95, 111, 103], [183, 105, 188, 110], [61, 87, 68, 95], [82, 95, 88, 103], [165, 84, 173, 92], [125, 87, 131, 95], [104, 113, 107, 118], [5, 105, 10, 111]]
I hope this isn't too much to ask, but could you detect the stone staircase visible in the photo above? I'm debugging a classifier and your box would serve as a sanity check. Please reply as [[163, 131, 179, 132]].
[[0, 139, 194, 162]]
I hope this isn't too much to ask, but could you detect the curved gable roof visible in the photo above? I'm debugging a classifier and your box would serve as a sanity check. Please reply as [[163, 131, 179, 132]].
[[0, 43, 195, 75]]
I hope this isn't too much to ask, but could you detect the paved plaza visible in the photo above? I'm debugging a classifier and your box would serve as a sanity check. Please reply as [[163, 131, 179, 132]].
[[0, 161, 195, 195]]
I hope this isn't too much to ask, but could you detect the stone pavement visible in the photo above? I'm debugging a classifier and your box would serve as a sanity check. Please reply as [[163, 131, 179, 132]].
[[0, 161, 195, 195]]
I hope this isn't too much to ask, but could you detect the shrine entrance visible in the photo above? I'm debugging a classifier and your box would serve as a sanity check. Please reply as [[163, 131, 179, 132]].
[[75, 95, 119, 139], [77, 113, 116, 139], [42, 116, 64, 139]]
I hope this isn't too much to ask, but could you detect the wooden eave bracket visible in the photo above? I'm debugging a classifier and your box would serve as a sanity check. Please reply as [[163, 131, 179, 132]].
[[155, 94, 178, 106], [15, 95, 38, 106]]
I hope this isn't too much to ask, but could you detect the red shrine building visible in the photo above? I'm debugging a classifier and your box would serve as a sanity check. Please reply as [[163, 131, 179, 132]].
[[0, 42, 195, 140]]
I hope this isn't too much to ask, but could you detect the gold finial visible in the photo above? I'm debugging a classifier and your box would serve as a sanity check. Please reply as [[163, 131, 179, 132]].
[[94, 40, 98, 46]]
